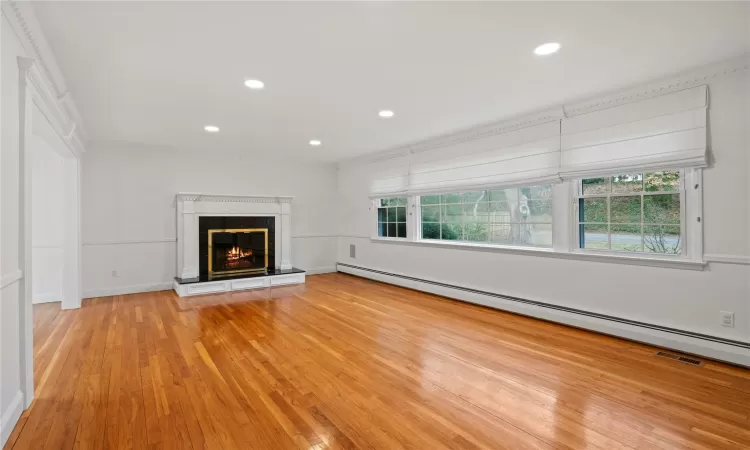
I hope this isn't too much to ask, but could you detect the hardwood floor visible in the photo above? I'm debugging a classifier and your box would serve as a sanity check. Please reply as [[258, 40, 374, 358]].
[[5, 273, 749, 449]]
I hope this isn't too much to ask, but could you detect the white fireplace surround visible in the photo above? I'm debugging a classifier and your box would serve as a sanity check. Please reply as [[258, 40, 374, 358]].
[[175, 193, 293, 279]]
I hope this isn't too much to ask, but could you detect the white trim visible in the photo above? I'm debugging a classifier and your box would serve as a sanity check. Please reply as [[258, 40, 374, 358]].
[[337, 264, 749, 367], [304, 267, 337, 275], [704, 254, 750, 265], [2, 1, 88, 141], [82, 235, 336, 246], [33, 292, 62, 304], [0, 270, 23, 289], [175, 192, 293, 203], [83, 282, 174, 299], [369, 236, 706, 270], [0, 390, 23, 448]]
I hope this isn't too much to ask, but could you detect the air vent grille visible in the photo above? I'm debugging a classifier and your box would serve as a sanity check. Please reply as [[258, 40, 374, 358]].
[[656, 351, 702, 366]]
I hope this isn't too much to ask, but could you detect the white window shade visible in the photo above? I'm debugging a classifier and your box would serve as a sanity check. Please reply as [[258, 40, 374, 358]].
[[368, 153, 410, 198], [560, 85, 708, 178], [405, 120, 562, 195]]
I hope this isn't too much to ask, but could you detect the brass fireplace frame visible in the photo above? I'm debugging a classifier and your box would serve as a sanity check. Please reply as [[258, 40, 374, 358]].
[[207, 228, 269, 276]]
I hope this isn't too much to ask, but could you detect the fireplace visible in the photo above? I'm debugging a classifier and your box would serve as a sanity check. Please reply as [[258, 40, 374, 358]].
[[208, 228, 268, 276], [198, 215, 276, 278]]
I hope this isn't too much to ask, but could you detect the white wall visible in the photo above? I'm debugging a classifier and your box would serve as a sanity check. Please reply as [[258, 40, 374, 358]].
[[30, 136, 65, 304], [336, 68, 750, 364], [81, 145, 338, 297], [1, 12, 26, 446]]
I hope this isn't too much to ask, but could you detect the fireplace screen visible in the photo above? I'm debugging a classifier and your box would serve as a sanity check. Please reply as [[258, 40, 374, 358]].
[[208, 228, 268, 276]]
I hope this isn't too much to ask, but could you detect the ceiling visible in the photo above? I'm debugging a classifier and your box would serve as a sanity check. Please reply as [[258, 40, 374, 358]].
[[32, 1, 749, 162]]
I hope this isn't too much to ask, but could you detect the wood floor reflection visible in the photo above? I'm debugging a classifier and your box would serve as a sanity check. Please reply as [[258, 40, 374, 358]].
[[5, 273, 749, 449]]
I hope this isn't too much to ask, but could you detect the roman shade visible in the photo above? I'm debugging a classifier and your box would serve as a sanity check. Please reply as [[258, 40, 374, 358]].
[[368, 152, 410, 198], [405, 120, 562, 196], [560, 85, 708, 178]]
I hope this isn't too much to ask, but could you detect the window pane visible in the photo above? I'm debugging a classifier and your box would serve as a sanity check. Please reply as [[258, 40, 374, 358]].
[[440, 223, 461, 240], [397, 223, 406, 238], [395, 206, 406, 222], [387, 223, 397, 238], [644, 225, 681, 254], [463, 222, 489, 242], [611, 224, 642, 252], [377, 208, 387, 222], [580, 224, 609, 250], [645, 171, 680, 192], [462, 191, 486, 203], [612, 173, 643, 193], [442, 204, 462, 223], [379, 199, 389, 207], [489, 223, 512, 245], [387, 207, 397, 222], [527, 199, 552, 222], [378, 222, 387, 237], [421, 205, 439, 223], [610, 196, 641, 223], [463, 203, 489, 223], [394, 197, 407, 206], [488, 189, 510, 202], [580, 198, 608, 223], [582, 178, 610, 195], [422, 222, 440, 239], [525, 223, 552, 247], [421, 195, 440, 205], [644, 194, 680, 224], [527, 185, 553, 199], [441, 192, 462, 204]]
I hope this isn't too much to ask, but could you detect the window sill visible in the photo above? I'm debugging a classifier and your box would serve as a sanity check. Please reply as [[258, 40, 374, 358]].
[[369, 236, 706, 271]]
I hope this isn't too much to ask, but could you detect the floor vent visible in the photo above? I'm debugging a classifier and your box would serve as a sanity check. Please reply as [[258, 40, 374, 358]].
[[656, 351, 702, 366]]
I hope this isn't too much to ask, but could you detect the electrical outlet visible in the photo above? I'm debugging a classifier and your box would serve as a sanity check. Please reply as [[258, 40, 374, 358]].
[[720, 311, 734, 328], [111, 270, 118, 277], [349, 244, 356, 259]]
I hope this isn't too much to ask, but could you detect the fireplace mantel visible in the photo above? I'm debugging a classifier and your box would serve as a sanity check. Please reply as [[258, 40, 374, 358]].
[[175, 193, 294, 280]]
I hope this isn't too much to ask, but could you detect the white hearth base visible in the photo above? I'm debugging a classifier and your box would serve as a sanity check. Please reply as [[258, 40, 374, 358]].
[[173, 272, 305, 297]]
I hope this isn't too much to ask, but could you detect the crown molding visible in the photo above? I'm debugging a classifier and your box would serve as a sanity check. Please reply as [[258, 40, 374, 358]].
[[339, 54, 749, 169], [175, 193, 294, 204], [563, 54, 750, 117], [3, 1, 88, 147]]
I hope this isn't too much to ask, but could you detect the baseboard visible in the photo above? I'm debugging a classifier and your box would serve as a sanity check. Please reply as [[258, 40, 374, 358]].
[[33, 292, 62, 304], [83, 282, 173, 299], [337, 263, 750, 367], [1, 390, 24, 448], [304, 267, 337, 275]]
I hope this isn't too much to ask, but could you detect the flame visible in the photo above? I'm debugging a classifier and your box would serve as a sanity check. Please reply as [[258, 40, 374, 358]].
[[226, 246, 252, 261]]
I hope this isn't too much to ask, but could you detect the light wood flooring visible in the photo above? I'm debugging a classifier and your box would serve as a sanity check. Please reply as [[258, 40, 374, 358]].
[[5, 273, 750, 449]]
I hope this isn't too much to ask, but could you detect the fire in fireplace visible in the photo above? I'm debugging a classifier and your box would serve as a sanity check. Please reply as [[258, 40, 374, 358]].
[[208, 228, 268, 276]]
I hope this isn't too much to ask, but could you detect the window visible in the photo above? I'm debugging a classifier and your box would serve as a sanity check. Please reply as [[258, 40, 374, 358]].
[[577, 171, 682, 254], [419, 185, 552, 248], [377, 197, 407, 238]]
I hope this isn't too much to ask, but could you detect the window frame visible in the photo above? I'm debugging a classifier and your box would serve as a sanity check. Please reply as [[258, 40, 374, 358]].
[[571, 168, 702, 260], [369, 169, 704, 270], [373, 196, 410, 240], [415, 185, 554, 249]]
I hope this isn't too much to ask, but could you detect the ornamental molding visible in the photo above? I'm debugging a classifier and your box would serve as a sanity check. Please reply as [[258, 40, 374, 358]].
[[3, 1, 88, 143], [340, 54, 749, 169], [563, 55, 749, 117], [175, 193, 294, 204]]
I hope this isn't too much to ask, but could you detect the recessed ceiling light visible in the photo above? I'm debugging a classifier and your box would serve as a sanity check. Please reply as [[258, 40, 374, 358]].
[[204, 125, 220, 132], [244, 79, 265, 89], [309, 140, 322, 146], [533, 42, 561, 56], [378, 110, 394, 118]]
